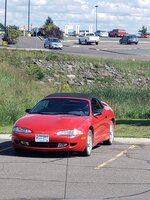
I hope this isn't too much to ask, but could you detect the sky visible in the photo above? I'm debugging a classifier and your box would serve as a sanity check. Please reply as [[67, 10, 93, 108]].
[[0, 0, 150, 34]]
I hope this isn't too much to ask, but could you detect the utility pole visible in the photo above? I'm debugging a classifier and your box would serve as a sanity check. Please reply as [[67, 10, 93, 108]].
[[95, 5, 98, 32], [28, 0, 30, 33], [4, 0, 7, 33]]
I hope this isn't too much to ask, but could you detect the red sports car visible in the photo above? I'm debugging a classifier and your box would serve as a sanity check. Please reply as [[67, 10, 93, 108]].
[[12, 93, 116, 156]]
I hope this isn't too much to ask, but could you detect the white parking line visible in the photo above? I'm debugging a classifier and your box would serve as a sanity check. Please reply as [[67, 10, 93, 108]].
[[95, 145, 136, 169]]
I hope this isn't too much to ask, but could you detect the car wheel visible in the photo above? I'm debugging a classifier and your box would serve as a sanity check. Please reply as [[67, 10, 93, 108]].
[[95, 42, 99, 45], [82, 130, 93, 156], [85, 40, 88, 45], [44, 44, 46, 48], [103, 121, 114, 145], [79, 39, 82, 44]]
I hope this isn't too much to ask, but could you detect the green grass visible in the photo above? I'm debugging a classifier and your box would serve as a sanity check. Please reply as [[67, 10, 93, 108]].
[[0, 125, 12, 134], [115, 120, 150, 138]]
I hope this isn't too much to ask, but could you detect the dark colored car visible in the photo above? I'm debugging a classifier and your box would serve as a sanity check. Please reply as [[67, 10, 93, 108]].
[[12, 93, 115, 156], [119, 34, 138, 44], [109, 29, 128, 37]]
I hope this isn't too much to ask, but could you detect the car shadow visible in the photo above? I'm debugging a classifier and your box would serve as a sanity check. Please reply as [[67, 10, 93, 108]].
[[0, 141, 84, 158]]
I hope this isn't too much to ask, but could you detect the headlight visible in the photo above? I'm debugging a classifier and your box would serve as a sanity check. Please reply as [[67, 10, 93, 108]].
[[57, 129, 83, 136], [12, 126, 32, 134]]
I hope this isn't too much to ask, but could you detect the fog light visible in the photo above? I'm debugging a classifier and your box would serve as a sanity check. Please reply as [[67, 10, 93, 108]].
[[20, 141, 29, 146], [58, 143, 67, 148]]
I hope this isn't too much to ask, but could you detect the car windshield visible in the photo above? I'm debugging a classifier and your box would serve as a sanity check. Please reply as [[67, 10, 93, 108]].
[[51, 38, 60, 42], [29, 98, 90, 116]]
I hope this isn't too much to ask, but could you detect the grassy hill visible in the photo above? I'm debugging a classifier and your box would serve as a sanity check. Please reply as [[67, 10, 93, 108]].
[[0, 48, 150, 126]]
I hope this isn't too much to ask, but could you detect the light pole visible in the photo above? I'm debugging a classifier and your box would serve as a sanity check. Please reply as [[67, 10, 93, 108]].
[[28, 0, 30, 33], [4, 0, 7, 33], [95, 5, 98, 32]]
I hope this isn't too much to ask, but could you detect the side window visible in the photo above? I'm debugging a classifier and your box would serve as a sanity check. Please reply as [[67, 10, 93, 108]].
[[91, 98, 104, 115]]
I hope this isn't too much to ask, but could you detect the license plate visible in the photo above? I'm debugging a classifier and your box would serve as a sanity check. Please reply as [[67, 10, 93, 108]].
[[35, 134, 49, 143]]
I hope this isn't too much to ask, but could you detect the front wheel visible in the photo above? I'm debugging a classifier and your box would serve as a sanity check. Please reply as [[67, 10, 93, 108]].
[[103, 121, 114, 145], [96, 42, 99, 45], [82, 130, 93, 156]]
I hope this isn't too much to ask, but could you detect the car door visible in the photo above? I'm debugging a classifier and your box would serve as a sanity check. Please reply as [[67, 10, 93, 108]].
[[91, 98, 108, 144]]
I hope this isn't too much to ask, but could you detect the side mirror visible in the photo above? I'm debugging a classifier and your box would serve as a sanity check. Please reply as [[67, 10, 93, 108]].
[[25, 108, 31, 113], [93, 109, 104, 117]]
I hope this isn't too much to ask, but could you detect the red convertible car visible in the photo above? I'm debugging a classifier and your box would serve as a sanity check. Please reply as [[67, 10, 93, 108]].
[[12, 93, 116, 156]]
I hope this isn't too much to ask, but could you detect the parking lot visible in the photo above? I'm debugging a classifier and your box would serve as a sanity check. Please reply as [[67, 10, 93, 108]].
[[1, 36, 150, 60], [0, 139, 150, 200]]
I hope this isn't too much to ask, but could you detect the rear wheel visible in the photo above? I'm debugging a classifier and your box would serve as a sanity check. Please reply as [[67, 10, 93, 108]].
[[82, 130, 93, 156], [103, 121, 114, 145], [79, 39, 82, 44], [96, 42, 99, 45]]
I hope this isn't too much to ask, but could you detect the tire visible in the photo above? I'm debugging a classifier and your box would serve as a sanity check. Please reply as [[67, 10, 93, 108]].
[[103, 121, 114, 145], [96, 42, 99, 45], [85, 40, 88, 45], [79, 39, 82, 44], [82, 130, 93, 156]]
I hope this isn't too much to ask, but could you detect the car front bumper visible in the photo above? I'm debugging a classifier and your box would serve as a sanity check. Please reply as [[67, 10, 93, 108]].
[[12, 133, 86, 152]]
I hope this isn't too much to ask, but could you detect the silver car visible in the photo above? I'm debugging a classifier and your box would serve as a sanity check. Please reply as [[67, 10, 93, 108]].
[[44, 37, 63, 49]]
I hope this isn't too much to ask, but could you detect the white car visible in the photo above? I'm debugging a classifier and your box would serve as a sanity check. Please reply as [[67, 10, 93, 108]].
[[44, 37, 63, 49], [78, 32, 99, 45]]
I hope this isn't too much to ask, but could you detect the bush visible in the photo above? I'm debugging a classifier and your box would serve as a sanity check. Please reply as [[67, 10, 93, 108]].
[[3, 25, 21, 44], [26, 64, 44, 80]]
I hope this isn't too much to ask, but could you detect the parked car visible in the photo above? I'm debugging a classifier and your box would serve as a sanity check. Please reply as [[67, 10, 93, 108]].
[[95, 30, 109, 37], [78, 32, 99, 45], [12, 93, 115, 156], [44, 37, 63, 49], [119, 34, 138, 44], [109, 29, 128, 37], [141, 33, 150, 38]]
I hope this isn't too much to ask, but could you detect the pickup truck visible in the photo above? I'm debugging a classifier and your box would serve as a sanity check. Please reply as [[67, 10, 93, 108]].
[[78, 32, 99, 45]]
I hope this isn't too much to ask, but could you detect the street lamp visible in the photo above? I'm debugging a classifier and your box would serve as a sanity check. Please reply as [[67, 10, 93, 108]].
[[95, 5, 98, 32], [28, 0, 30, 33], [4, 0, 7, 33]]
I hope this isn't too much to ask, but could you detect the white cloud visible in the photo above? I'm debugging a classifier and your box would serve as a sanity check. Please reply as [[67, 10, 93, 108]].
[[0, 0, 150, 33]]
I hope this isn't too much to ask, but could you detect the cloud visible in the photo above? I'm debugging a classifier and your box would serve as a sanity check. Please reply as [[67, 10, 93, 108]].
[[0, 0, 150, 33]]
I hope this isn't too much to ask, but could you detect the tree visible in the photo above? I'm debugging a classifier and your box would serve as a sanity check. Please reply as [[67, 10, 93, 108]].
[[138, 26, 147, 36], [43, 17, 63, 39], [0, 23, 5, 31], [3, 25, 21, 44]]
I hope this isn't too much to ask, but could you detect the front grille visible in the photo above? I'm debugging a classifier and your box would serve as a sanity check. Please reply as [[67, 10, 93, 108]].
[[29, 142, 61, 148], [15, 140, 69, 148]]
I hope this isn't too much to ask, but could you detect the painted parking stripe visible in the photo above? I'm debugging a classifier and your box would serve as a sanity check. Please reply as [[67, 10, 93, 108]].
[[0, 146, 12, 153], [95, 145, 136, 169]]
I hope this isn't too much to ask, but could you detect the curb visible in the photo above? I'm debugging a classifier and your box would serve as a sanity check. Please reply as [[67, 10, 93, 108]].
[[0, 134, 11, 139], [114, 137, 150, 144], [0, 134, 150, 144]]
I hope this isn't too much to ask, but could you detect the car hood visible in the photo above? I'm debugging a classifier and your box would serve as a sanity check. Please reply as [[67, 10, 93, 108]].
[[15, 114, 90, 132], [51, 42, 62, 46]]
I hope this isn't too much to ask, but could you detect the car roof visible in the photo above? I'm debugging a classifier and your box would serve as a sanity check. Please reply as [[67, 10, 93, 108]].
[[46, 93, 99, 100]]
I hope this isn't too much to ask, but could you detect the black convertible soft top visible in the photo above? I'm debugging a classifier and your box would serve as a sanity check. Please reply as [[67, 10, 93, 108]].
[[46, 93, 99, 100]]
